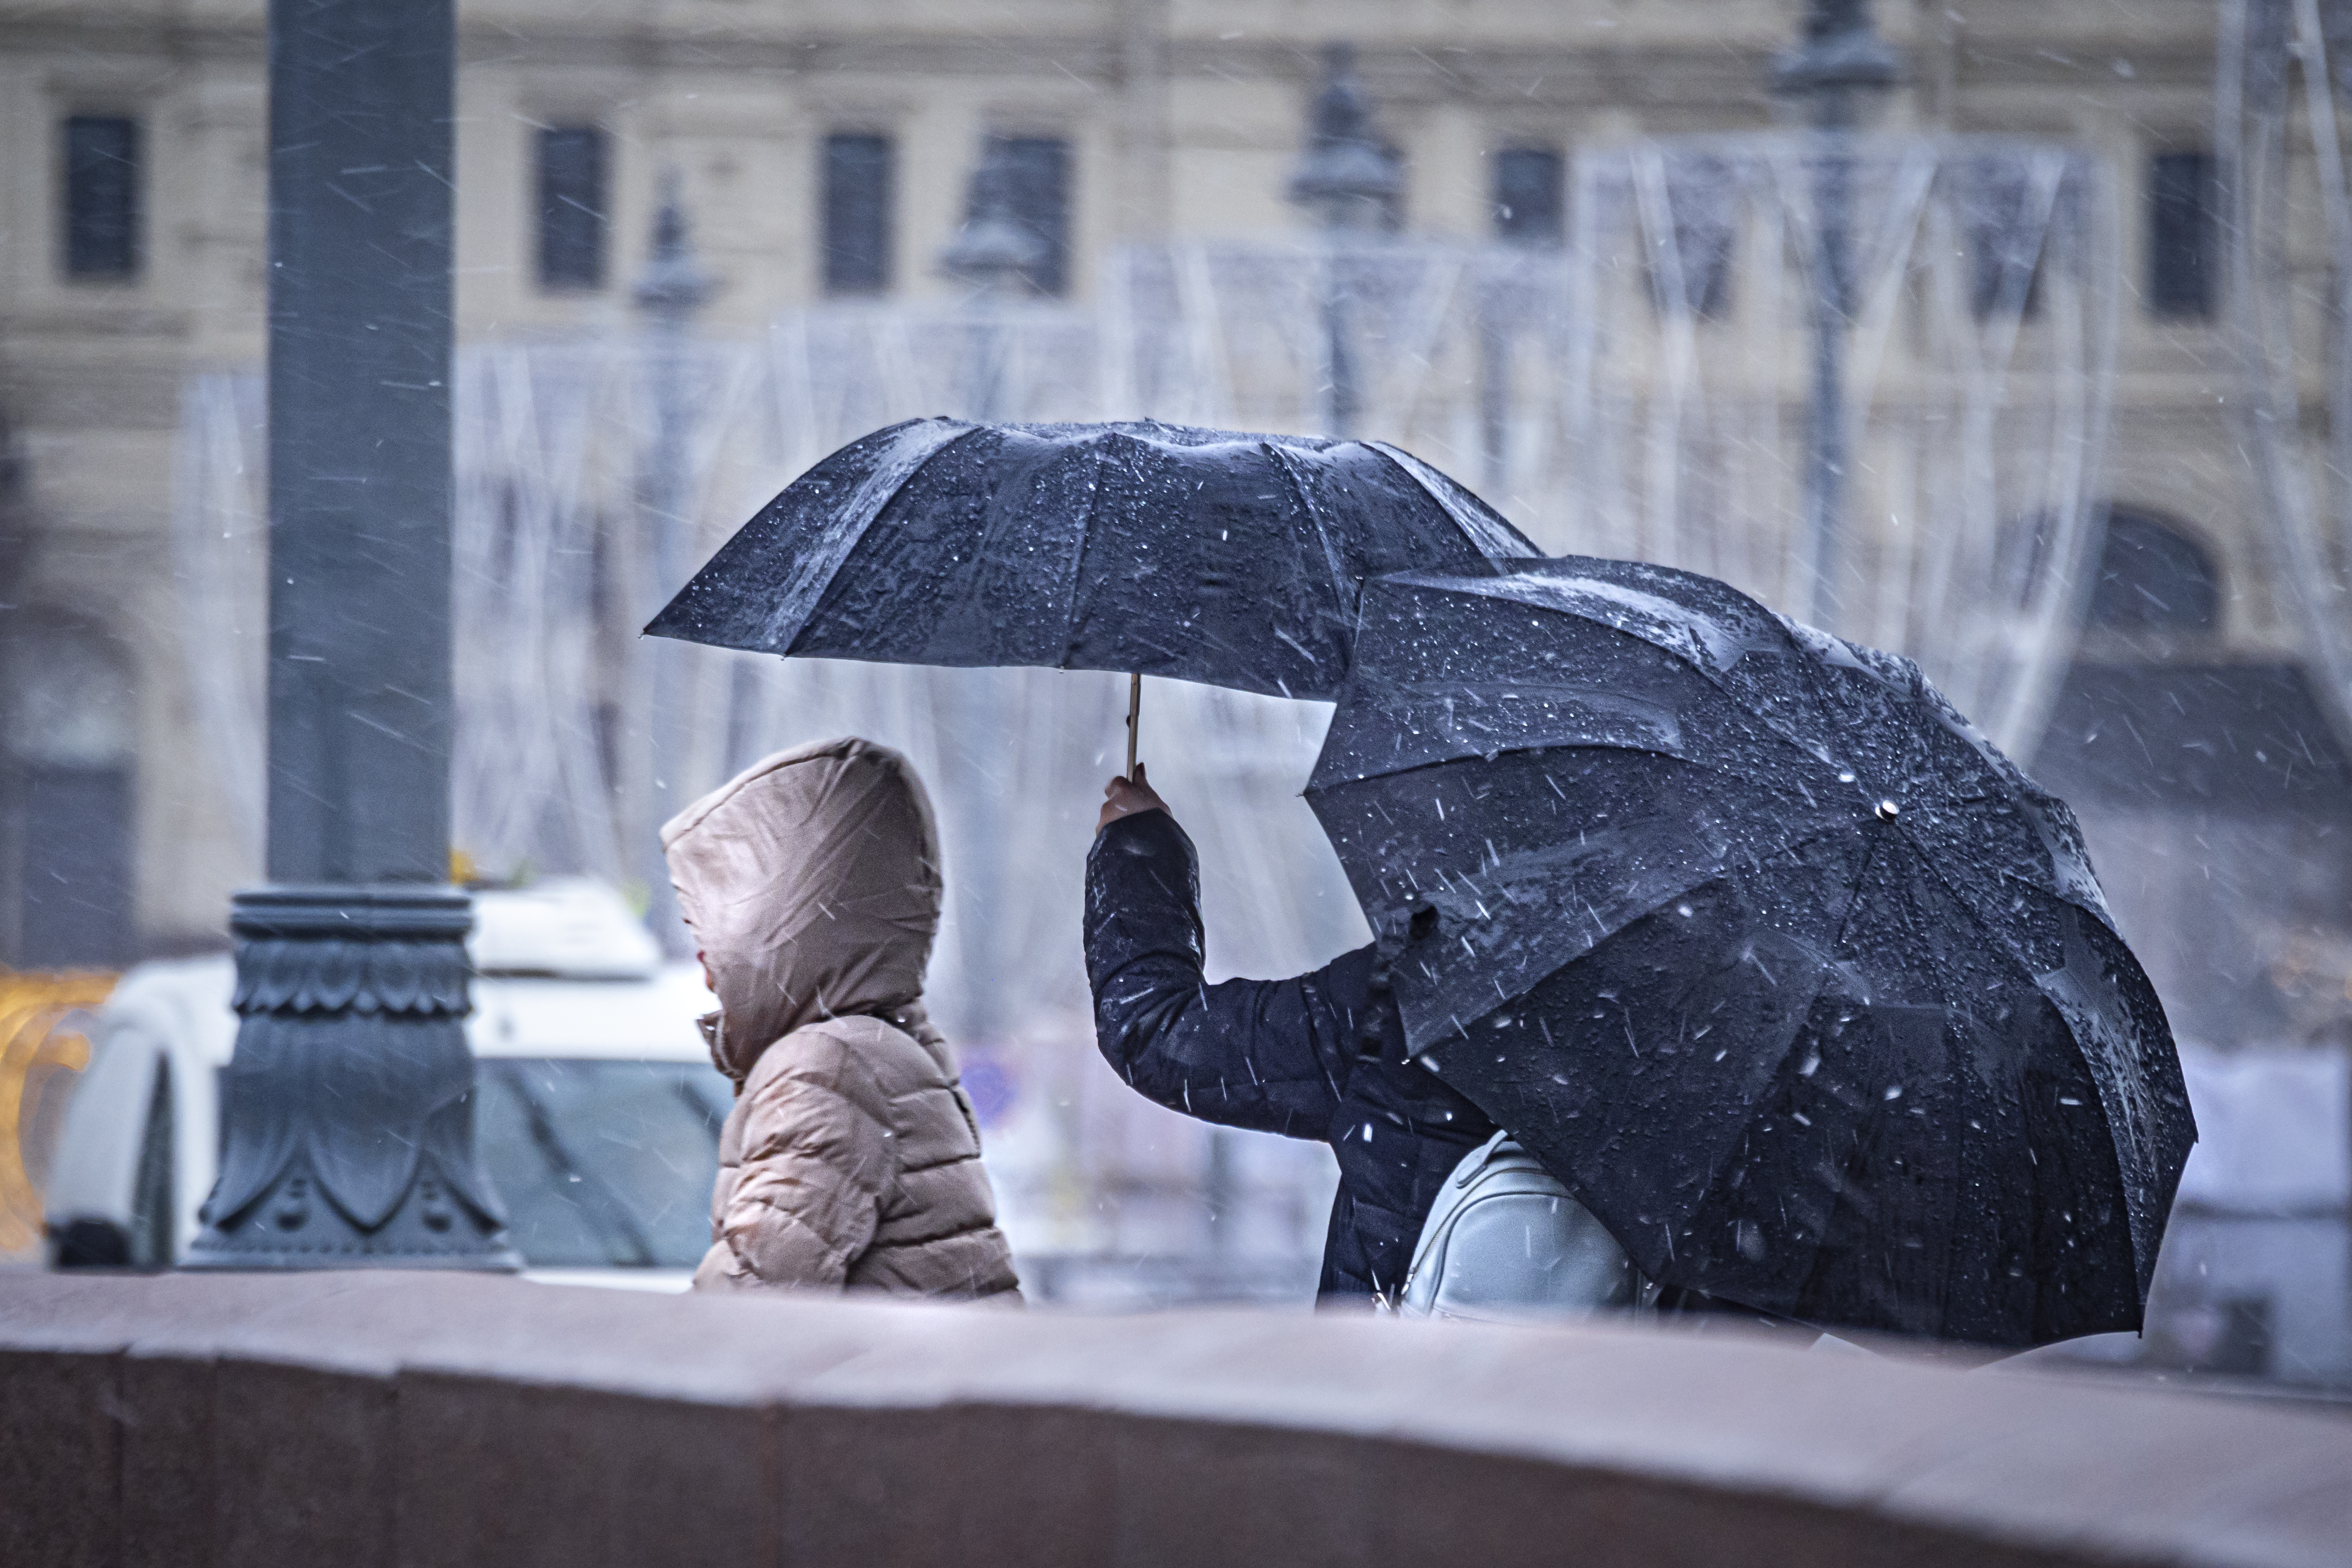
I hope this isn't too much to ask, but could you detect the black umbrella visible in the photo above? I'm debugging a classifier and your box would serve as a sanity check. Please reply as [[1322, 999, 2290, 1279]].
[[1304, 557, 2194, 1347], [645, 417, 1535, 711]]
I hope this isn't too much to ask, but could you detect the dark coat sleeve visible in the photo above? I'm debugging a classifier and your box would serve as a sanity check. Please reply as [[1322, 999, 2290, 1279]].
[[1084, 809, 1374, 1140]]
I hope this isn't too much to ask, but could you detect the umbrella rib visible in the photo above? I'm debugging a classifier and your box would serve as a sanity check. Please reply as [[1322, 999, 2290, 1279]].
[[1822, 832, 2121, 1334], [766, 417, 982, 654], [1446, 817, 1856, 1014], [1057, 440, 1113, 667], [1326, 734, 1830, 804], [1399, 574, 1859, 784], [1421, 573, 2020, 819], [1854, 827, 2147, 1281], [1264, 442, 1354, 622], [1366, 441, 1536, 561], [1900, 834, 2091, 1004]]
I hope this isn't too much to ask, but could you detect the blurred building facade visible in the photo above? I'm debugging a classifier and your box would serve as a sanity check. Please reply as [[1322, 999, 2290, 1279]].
[[1, 3, 2345, 1033]]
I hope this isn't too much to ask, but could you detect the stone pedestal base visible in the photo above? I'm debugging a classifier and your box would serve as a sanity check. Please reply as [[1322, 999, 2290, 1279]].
[[184, 886, 518, 1270]]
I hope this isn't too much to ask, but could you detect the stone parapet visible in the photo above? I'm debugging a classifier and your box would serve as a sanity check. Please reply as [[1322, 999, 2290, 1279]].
[[0, 1270, 2347, 1568]]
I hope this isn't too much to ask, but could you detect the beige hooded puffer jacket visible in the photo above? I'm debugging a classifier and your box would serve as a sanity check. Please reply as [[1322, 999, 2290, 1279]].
[[661, 737, 1019, 1300]]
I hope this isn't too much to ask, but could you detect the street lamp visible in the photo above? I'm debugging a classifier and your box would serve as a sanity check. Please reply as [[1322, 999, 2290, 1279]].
[[634, 175, 718, 327], [929, 143, 1049, 1052], [1287, 42, 1400, 438], [1771, 0, 1900, 626], [631, 176, 714, 956], [939, 141, 1049, 421], [1288, 43, 1400, 231], [187, 0, 515, 1269]]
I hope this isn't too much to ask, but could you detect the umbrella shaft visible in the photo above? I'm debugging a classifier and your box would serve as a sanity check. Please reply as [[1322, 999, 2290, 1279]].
[[1126, 672, 1142, 781]]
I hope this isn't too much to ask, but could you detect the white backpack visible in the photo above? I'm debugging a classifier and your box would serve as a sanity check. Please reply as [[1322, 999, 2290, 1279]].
[[1397, 1131, 1651, 1323]]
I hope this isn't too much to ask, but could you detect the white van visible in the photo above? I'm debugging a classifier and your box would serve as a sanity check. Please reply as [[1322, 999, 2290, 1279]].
[[42, 880, 725, 1289]]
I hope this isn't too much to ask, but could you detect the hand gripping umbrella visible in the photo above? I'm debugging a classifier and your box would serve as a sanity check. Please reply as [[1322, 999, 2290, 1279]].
[[1303, 557, 2195, 1347], [645, 417, 1534, 771]]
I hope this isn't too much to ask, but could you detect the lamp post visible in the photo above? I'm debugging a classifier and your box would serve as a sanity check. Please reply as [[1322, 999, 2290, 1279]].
[[930, 143, 1047, 1053], [1771, 0, 1899, 626], [939, 141, 1048, 421], [1286, 43, 1399, 438], [632, 177, 714, 956], [187, 0, 514, 1268]]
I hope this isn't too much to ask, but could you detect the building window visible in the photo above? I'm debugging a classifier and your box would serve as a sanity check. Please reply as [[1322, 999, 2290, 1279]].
[[2088, 510, 2219, 633], [822, 133, 893, 295], [2, 618, 137, 968], [536, 126, 607, 291], [1493, 146, 1564, 245], [2149, 150, 2216, 320], [992, 136, 1070, 297], [62, 115, 140, 281]]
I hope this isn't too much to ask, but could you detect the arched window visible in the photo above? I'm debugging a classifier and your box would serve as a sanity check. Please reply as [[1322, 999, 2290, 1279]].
[[2, 616, 136, 967], [2088, 509, 2220, 633]]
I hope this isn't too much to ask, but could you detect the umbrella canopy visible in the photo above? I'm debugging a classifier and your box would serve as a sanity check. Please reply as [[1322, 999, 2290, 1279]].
[[1304, 557, 2195, 1347], [644, 417, 1534, 701]]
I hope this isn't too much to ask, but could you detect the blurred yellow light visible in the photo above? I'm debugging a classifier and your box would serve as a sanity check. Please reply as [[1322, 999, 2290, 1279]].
[[0, 970, 118, 1259]]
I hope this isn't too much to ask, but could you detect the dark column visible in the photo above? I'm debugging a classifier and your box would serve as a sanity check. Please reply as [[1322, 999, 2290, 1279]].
[[186, 0, 515, 1269]]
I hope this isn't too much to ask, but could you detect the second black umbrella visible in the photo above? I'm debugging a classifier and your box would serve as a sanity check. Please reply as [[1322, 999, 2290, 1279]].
[[1304, 557, 2195, 1348]]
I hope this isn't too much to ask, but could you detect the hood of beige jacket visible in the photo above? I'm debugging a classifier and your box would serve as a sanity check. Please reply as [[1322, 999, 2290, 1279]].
[[661, 736, 943, 1084]]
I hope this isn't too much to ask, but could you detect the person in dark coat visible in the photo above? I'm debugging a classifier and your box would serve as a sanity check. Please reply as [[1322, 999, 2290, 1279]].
[[1086, 767, 1497, 1304]]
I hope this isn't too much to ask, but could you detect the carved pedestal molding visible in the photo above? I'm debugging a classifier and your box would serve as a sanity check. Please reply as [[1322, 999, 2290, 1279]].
[[184, 887, 517, 1269]]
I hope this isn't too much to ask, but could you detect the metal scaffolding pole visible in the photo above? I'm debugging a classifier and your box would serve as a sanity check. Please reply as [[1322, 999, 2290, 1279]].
[[186, 0, 515, 1269]]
